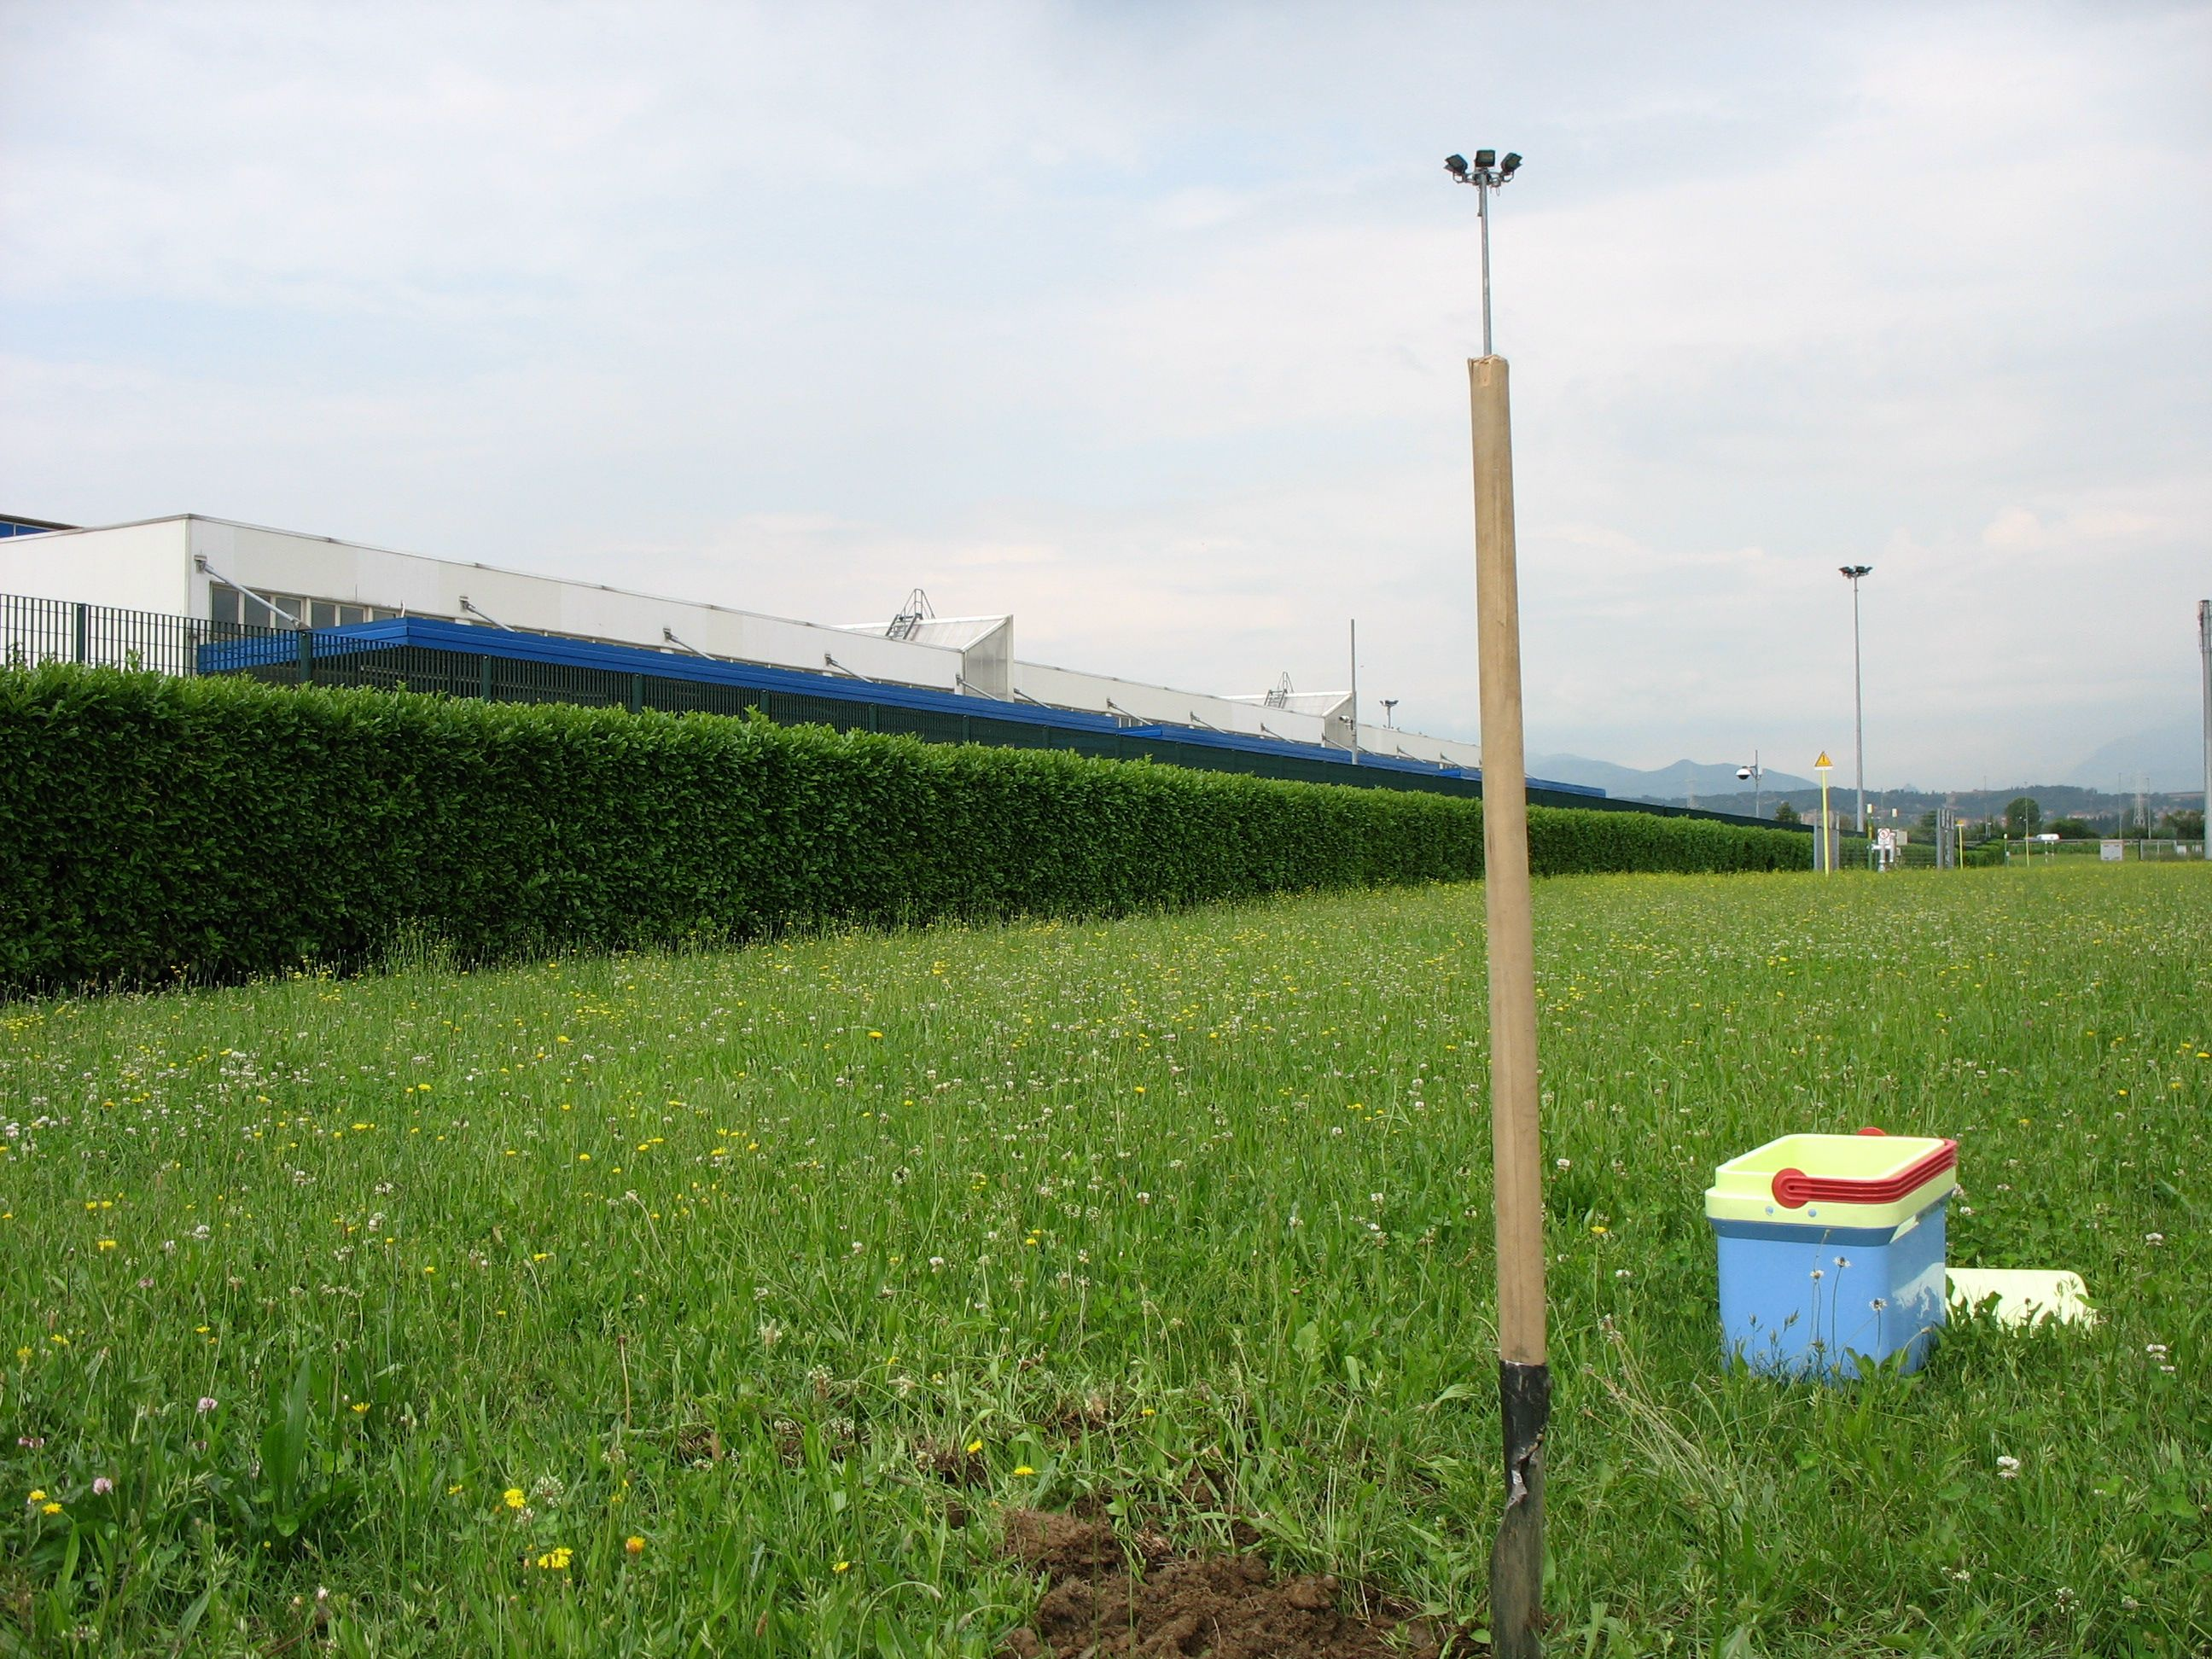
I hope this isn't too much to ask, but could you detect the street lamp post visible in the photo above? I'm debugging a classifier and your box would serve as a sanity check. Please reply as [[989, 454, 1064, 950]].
[[1382, 697, 1400, 729], [1840, 565, 1871, 833]]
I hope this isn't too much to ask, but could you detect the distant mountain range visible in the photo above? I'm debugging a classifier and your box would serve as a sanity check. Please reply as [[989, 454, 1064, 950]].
[[2064, 725, 2203, 795], [1528, 754, 1818, 799]]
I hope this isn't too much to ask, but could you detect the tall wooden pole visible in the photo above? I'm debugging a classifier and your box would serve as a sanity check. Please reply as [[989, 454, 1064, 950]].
[[1470, 353, 1547, 1657]]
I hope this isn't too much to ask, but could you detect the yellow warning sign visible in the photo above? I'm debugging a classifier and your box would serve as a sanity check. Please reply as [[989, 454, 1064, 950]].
[[1814, 751, 1833, 771]]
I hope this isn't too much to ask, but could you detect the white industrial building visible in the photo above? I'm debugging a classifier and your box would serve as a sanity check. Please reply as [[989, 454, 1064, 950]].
[[0, 511, 1483, 768]]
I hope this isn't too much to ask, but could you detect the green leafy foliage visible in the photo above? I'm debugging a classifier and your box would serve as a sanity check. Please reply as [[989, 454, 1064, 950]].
[[0, 665, 1807, 992], [215, 1354, 362, 1558]]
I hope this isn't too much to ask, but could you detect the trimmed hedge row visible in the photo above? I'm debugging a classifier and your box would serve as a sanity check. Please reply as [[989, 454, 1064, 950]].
[[0, 666, 1810, 993]]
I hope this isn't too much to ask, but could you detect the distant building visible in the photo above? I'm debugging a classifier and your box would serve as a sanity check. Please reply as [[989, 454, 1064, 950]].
[[0, 511, 1488, 771]]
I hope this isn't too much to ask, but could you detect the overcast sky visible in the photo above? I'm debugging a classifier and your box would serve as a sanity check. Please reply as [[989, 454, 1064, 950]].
[[3, 3, 2207, 786]]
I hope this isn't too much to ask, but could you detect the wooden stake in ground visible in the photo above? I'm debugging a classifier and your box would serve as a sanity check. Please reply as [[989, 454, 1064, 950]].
[[1470, 352, 1549, 1658]]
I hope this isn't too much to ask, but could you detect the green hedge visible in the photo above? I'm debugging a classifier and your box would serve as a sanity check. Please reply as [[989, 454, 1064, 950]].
[[0, 667, 1811, 993]]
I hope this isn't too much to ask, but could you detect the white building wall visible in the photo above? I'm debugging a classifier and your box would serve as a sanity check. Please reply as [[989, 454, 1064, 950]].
[[178, 518, 963, 689], [1014, 660, 1331, 746], [0, 520, 192, 612]]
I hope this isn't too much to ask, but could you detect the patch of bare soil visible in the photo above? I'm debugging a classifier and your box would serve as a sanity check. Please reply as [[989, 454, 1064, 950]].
[[998, 1511, 1457, 1659]]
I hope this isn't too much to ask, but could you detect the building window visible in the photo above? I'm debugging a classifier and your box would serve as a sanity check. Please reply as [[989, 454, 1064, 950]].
[[210, 582, 390, 630]]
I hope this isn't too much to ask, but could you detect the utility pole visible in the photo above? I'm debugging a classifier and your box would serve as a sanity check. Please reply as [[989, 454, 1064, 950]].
[[1840, 565, 1871, 832], [1449, 143, 1545, 1659]]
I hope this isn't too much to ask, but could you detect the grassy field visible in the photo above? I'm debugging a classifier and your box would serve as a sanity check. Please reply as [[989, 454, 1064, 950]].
[[2, 864, 2206, 1656]]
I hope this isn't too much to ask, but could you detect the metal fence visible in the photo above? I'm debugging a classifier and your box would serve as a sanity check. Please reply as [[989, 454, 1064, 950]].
[[2, 592, 290, 674]]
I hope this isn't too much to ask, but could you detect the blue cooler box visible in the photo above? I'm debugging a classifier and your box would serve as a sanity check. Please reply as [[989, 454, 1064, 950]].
[[1705, 1131, 1956, 1378]]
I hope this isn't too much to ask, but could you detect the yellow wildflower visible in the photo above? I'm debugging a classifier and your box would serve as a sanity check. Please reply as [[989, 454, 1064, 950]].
[[535, 1546, 573, 1570], [504, 1487, 526, 1510], [1014, 1464, 1037, 1476], [625, 1535, 645, 1555]]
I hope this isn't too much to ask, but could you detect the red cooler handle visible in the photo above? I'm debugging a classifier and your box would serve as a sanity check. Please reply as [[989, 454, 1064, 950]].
[[1771, 1139, 1957, 1209]]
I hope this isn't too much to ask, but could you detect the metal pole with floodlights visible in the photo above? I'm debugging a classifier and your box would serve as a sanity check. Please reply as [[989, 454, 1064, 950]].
[[1444, 148, 1522, 358], [1840, 565, 1871, 833], [1447, 143, 1545, 1659]]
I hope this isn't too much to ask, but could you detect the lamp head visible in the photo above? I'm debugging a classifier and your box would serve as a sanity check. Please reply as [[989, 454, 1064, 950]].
[[1500, 152, 1522, 176], [1473, 148, 1497, 169], [1444, 154, 1470, 179], [1737, 766, 1754, 781]]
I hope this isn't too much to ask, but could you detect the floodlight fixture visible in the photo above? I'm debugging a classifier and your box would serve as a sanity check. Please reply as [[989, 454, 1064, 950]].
[[1441, 143, 1523, 356]]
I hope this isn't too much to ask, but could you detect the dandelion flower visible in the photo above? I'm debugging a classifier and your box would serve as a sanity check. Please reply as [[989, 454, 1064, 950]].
[[534, 1546, 573, 1570], [41, 1502, 61, 1515], [504, 1487, 526, 1510], [625, 1535, 644, 1556], [965, 1440, 982, 1454], [1013, 1464, 1037, 1476], [833, 1560, 851, 1573]]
